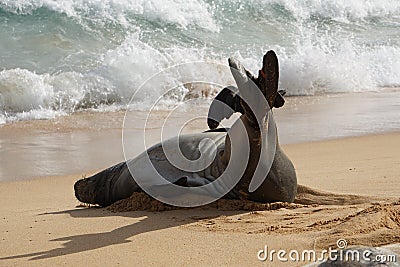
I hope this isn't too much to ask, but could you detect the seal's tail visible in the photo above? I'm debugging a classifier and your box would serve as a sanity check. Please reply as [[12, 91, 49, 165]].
[[294, 184, 391, 205]]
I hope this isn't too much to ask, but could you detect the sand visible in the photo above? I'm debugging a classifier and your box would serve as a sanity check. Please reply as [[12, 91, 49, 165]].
[[1, 132, 399, 266]]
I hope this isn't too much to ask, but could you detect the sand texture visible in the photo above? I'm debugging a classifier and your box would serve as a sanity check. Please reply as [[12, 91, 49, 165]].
[[0, 132, 399, 266]]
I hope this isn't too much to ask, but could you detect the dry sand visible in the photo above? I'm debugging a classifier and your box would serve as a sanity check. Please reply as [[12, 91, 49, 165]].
[[0, 132, 399, 266]]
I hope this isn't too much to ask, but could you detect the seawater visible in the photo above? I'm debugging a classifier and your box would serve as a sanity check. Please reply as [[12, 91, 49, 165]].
[[0, 0, 399, 123]]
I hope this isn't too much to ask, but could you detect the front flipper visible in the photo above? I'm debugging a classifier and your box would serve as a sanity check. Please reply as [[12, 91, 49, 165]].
[[207, 85, 286, 129], [274, 89, 286, 108], [207, 86, 243, 129]]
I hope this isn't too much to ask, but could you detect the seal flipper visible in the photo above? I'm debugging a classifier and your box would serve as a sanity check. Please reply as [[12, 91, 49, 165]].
[[207, 85, 286, 129], [208, 53, 283, 130], [207, 86, 243, 129], [274, 89, 286, 108], [258, 50, 280, 108], [224, 50, 286, 200]]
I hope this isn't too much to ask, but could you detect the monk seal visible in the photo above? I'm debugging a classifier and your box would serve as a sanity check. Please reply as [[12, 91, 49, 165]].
[[74, 50, 297, 207]]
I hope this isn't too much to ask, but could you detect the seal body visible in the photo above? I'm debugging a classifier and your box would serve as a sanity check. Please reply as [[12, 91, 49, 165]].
[[75, 127, 296, 206], [74, 50, 297, 207]]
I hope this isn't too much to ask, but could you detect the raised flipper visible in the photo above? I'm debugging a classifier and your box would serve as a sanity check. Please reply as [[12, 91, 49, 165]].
[[274, 89, 286, 108], [207, 53, 285, 130], [207, 86, 243, 130], [260, 50, 280, 108], [223, 50, 295, 201], [207, 85, 286, 129]]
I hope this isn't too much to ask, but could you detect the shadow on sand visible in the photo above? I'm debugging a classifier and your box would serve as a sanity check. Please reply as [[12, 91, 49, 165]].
[[0, 206, 243, 261]]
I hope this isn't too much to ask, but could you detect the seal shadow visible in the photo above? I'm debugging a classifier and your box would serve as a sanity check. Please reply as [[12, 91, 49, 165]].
[[0, 207, 244, 261]]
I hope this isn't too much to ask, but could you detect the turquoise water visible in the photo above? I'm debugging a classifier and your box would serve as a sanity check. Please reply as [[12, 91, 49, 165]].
[[0, 0, 400, 123]]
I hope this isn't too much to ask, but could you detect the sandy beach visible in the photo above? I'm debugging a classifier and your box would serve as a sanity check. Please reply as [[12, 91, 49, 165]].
[[1, 131, 399, 266], [1, 1, 400, 265]]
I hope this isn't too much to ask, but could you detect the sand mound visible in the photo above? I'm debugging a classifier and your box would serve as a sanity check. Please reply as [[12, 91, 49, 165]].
[[108, 192, 176, 212], [108, 184, 391, 212], [107, 192, 311, 212]]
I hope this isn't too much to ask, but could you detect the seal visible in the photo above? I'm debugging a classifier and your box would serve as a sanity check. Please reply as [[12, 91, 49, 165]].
[[74, 50, 297, 207]]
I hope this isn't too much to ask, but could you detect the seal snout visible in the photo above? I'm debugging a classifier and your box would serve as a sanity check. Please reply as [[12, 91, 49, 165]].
[[74, 178, 97, 205]]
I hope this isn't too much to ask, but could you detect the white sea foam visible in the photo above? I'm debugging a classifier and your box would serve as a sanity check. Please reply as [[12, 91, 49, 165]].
[[0, 68, 118, 121], [0, 0, 219, 31], [0, 32, 227, 121], [0, 113, 5, 124], [270, 0, 400, 21], [1, 33, 399, 122], [0, 0, 399, 122], [276, 41, 400, 95]]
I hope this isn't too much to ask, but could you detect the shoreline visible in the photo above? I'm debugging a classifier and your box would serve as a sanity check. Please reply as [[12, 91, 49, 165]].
[[2, 130, 399, 194], [1, 129, 400, 185], [0, 131, 399, 266], [1, 91, 400, 182]]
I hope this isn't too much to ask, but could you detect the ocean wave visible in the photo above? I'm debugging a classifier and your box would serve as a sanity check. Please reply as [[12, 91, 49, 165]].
[[0, 0, 219, 31], [0, 33, 227, 123], [211, 0, 400, 22], [276, 38, 400, 95], [0, 0, 400, 123], [270, 0, 400, 22], [0, 68, 119, 113], [1, 31, 400, 122]]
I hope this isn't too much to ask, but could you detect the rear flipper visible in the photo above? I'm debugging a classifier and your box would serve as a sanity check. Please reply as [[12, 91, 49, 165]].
[[295, 184, 391, 205]]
